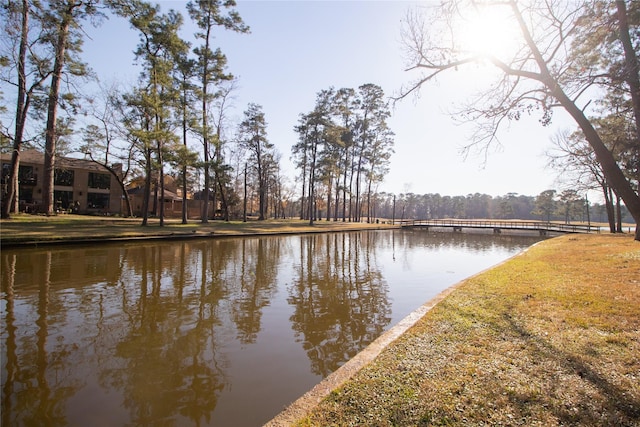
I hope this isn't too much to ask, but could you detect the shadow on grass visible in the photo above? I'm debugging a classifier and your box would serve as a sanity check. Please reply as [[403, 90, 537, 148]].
[[503, 313, 640, 425]]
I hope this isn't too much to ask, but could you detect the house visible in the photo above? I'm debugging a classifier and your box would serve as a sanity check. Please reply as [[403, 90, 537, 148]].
[[125, 176, 212, 219], [1, 149, 124, 215], [127, 181, 182, 217]]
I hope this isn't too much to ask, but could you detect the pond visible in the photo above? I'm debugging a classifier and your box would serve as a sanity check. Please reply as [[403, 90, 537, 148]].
[[1, 229, 544, 426]]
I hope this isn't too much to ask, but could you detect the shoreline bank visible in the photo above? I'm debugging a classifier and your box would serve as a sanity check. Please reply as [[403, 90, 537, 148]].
[[293, 233, 640, 426]]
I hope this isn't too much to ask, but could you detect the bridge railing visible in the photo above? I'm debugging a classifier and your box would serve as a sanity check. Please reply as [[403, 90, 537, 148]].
[[398, 219, 598, 234]]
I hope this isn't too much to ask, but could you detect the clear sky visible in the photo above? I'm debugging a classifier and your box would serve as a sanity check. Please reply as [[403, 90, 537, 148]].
[[81, 0, 579, 198]]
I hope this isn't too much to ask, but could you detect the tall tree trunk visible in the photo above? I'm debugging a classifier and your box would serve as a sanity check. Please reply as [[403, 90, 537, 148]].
[[181, 91, 188, 224], [616, 194, 623, 233], [604, 186, 616, 233], [181, 160, 188, 223], [217, 177, 229, 221], [259, 176, 265, 220], [243, 163, 247, 222], [299, 144, 307, 220], [299, 166, 307, 220], [347, 153, 356, 222], [326, 175, 332, 221], [616, 0, 640, 239], [257, 150, 265, 221], [43, 12, 72, 216], [616, 1, 640, 139], [200, 21, 213, 224], [201, 54, 210, 223], [307, 141, 316, 225], [2, 0, 29, 219], [554, 87, 640, 233], [307, 135, 318, 225], [120, 179, 133, 218], [158, 138, 164, 227], [354, 156, 363, 222], [341, 149, 349, 222], [155, 81, 165, 226], [586, 196, 591, 227], [333, 177, 340, 221], [366, 176, 373, 223], [212, 143, 219, 220], [201, 97, 210, 223], [141, 145, 151, 226], [213, 125, 224, 220]]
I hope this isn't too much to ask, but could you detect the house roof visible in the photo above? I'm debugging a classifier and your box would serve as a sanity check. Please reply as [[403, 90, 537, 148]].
[[1, 149, 113, 173]]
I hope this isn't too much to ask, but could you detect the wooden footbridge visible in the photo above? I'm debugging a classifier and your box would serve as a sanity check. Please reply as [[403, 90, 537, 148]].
[[398, 219, 599, 235]]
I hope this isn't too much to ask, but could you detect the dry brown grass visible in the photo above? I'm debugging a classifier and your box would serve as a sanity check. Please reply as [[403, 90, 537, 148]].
[[299, 234, 640, 426]]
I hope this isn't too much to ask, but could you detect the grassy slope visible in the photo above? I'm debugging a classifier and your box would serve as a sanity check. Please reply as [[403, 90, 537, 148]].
[[300, 234, 640, 426], [0, 214, 395, 244]]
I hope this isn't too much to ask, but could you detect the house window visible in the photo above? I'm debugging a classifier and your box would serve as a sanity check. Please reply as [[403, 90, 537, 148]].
[[54, 190, 73, 211], [19, 165, 37, 186], [2, 164, 37, 186], [87, 192, 110, 210], [88, 172, 110, 189], [54, 168, 74, 186]]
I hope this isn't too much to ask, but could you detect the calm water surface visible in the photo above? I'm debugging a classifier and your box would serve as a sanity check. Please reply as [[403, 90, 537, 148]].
[[1, 230, 544, 426]]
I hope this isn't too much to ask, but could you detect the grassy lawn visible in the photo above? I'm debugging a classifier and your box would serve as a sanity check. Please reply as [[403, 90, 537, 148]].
[[0, 214, 396, 245], [295, 234, 640, 426]]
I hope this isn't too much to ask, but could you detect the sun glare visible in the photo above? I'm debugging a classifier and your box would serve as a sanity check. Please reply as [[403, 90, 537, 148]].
[[456, 4, 520, 58]]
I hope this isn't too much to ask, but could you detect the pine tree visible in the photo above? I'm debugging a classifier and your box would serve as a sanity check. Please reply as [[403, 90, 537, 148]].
[[238, 103, 273, 220], [187, 0, 248, 223], [117, 1, 188, 226]]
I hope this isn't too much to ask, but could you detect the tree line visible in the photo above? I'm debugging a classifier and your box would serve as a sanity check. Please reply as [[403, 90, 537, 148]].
[[293, 85, 393, 225], [1, 0, 396, 226], [373, 190, 630, 229], [1, 0, 251, 224]]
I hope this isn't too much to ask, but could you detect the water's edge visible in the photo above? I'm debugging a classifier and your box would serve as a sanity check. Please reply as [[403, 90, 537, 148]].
[[264, 240, 545, 426]]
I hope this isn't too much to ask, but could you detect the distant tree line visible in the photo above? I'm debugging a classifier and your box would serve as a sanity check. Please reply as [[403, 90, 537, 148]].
[[365, 190, 630, 227]]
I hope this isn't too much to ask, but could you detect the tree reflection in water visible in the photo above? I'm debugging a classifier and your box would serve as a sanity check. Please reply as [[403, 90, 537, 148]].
[[288, 232, 391, 376], [1, 230, 542, 426]]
